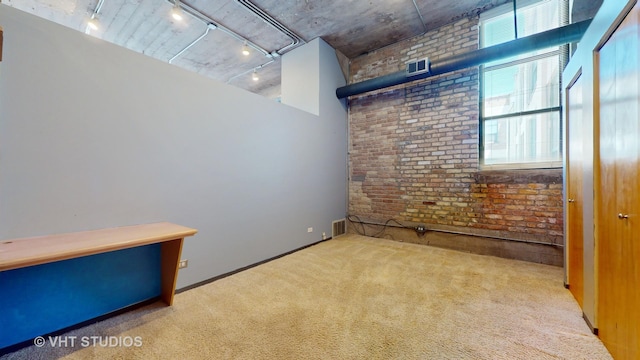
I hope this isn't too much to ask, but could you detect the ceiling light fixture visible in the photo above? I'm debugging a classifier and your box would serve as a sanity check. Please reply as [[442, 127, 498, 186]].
[[85, 0, 105, 34], [242, 42, 250, 56], [87, 16, 99, 30], [171, 0, 183, 21], [252, 69, 259, 81]]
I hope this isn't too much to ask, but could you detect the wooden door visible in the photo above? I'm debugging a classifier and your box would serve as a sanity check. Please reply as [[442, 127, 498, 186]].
[[597, 3, 640, 359], [566, 73, 584, 307]]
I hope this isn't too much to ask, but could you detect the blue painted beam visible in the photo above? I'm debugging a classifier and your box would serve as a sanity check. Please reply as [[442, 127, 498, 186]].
[[0, 244, 161, 350]]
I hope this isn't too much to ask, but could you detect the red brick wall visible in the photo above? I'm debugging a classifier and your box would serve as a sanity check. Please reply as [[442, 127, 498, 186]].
[[348, 17, 564, 246]]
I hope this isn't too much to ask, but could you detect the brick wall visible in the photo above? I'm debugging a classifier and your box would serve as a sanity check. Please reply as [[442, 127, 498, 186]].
[[348, 17, 564, 249]]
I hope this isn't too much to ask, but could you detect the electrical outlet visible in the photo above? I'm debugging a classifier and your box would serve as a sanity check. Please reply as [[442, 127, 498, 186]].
[[178, 259, 188, 269], [322, 232, 326, 240], [307, 227, 313, 233]]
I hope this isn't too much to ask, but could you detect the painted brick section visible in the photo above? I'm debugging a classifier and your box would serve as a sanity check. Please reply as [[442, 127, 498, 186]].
[[348, 17, 564, 245]]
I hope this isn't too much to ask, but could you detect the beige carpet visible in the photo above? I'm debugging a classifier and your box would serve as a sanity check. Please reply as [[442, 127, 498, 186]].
[[2, 235, 612, 359]]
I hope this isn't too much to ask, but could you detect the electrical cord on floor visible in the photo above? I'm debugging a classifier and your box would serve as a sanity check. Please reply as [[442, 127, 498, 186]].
[[347, 215, 420, 239], [347, 214, 369, 236], [348, 214, 562, 247]]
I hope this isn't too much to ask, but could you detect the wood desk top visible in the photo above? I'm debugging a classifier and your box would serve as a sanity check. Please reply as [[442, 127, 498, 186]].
[[0, 222, 197, 271]]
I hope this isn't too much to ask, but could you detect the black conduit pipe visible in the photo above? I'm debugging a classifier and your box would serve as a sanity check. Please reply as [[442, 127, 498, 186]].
[[336, 19, 592, 99]]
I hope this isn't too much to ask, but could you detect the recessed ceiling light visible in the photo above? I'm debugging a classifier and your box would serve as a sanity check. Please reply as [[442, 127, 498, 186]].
[[252, 69, 259, 81], [242, 43, 250, 56]]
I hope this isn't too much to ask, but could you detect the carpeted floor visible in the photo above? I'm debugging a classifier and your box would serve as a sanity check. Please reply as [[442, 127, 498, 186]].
[[2, 234, 612, 359]]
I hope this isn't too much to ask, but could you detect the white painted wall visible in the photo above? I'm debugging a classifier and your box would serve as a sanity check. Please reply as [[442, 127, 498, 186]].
[[0, 5, 347, 288], [282, 37, 348, 200], [281, 39, 321, 115]]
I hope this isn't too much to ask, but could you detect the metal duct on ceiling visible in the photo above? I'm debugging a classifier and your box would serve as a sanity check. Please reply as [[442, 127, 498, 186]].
[[335, 19, 592, 99]]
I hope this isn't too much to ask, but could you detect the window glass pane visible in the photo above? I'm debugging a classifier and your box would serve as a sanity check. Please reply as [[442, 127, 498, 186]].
[[482, 12, 515, 47], [483, 55, 559, 117], [480, 0, 564, 169], [482, 0, 560, 48], [481, 0, 560, 66], [483, 111, 561, 165]]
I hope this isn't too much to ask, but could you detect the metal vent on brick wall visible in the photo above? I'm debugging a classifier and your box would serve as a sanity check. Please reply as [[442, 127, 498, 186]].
[[406, 58, 430, 76], [332, 219, 346, 238]]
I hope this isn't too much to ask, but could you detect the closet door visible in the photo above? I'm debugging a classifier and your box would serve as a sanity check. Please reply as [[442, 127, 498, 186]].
[[566, 74, 584, 307], [597, 3, 640, 359]]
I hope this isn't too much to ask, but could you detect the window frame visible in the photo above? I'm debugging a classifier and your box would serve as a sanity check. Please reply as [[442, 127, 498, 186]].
[[478, 0, 567, 170]]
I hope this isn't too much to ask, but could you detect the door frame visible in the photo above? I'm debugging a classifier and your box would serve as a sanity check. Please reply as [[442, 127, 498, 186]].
[[563, 68, 584, 307]]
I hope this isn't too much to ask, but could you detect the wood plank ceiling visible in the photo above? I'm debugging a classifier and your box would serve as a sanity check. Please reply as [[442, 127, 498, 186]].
[[4, 0, 599, 100]]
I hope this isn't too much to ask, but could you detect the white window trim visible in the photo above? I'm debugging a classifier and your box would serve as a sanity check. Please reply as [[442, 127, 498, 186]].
[[482, 161, 563, 171]]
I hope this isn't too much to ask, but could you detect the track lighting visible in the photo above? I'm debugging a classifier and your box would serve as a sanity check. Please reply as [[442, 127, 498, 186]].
[[87, 16, 99, 30], [85, 0, 104, 34], [242, 42, 250, 56], [252, 69, 259, 81], [171, 0, 183, 21]]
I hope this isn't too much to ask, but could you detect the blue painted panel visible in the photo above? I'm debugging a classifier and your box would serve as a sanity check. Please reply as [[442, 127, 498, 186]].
[[0, 244, 161, 349]]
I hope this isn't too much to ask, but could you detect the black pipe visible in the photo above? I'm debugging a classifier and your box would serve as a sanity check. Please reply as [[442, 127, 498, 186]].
[[513, 0, 518, 40], [336, 19, 592, 99]]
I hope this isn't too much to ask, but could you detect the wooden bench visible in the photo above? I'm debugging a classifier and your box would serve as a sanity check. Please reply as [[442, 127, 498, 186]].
[[0, 222, 197, 305]]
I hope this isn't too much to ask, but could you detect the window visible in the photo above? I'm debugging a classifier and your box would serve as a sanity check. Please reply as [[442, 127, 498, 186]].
[[479, 0, 567, 169]]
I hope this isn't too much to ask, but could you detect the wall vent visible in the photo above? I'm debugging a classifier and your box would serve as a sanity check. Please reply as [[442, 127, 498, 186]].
[[332, 218, 346, 238], [406, 58, 430, 76]]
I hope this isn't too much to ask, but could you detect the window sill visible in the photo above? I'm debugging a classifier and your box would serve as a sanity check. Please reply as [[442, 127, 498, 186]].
[[480, 161, 562, 171]]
